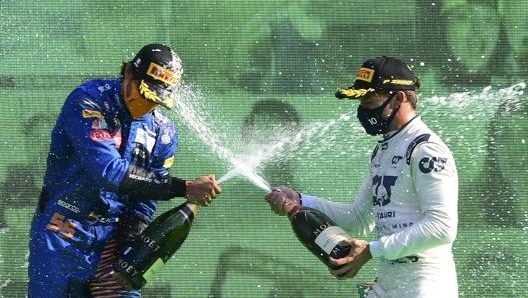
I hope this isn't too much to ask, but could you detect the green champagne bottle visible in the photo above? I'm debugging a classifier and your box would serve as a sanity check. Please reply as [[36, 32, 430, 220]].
[[286, 203, 352, 269], [114, 202, 200, 290]]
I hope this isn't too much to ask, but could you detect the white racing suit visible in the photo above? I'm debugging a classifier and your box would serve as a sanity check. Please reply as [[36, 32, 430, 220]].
[[301, 116, 459, 298]]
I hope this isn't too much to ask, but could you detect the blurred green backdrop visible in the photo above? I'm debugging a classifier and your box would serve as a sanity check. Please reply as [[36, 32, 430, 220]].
[[1, 0, 527, 297]]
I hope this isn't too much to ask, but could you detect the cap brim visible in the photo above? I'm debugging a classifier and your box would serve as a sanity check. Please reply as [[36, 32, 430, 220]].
[[335, 88, 375, 99], [139, 80, 176, 109]]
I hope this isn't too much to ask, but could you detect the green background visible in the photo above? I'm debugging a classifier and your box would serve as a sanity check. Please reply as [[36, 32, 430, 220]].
[[1, 1, 527, 297]]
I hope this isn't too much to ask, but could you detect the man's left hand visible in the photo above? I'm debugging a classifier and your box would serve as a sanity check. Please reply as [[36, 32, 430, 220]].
[[328, 238, 372, 279]]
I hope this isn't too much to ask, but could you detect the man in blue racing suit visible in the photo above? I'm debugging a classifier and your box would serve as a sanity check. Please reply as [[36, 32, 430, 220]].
[[28, 44, 222, 297]]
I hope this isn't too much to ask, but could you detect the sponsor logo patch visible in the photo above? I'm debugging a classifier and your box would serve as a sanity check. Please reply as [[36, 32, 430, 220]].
[[90, 129, 112, 142], [419, 156, 448, 173], [146, 62, 181, 86], [163, 156, 174, 168], [82, 109, 104, 119], [356, 67, 375, 82]]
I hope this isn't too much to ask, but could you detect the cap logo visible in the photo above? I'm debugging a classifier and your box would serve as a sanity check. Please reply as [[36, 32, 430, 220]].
[[382, 79, 415, 86], [356, 67, 374, 83], [146, 62, 181, 86]]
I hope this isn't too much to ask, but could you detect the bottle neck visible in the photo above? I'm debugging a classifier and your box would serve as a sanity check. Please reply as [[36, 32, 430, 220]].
[[286, 203, 302, 217], [182, 202, 200, 222]]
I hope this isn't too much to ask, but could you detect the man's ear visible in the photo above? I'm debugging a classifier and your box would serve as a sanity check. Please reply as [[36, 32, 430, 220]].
[[392, 91, 405, 106]]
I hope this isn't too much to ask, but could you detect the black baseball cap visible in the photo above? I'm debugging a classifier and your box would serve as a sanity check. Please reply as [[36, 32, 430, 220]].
[[131, 44, 183, 109], [335, 56, 419, 99]]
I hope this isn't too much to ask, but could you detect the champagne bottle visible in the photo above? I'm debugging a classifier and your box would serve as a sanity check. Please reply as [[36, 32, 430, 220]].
[[286, 203, 352, 269], [114, 202, 200, 290]]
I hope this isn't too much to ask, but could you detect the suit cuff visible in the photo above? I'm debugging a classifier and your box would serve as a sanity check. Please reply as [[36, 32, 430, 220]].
[[298, 193, 319, 208], [369, 240, 383, 258]]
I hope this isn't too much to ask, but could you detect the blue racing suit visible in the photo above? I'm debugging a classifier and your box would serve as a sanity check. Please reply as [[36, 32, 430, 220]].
[[28, 78, 183, 297]]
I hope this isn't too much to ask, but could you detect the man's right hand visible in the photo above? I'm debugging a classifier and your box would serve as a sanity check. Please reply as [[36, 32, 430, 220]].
[[185, 175, 222, 206]]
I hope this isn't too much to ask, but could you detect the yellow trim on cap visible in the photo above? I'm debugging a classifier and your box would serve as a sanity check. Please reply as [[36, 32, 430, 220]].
[[339, 88, 372, 98], [139, 81, 163, 103], [139, 80, 175, 109]]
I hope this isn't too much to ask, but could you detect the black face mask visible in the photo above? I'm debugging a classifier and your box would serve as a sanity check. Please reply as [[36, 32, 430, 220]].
[[357, 92, 400, 136]]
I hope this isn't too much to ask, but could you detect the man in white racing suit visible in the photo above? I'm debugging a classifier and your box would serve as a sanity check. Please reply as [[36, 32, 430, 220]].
[[265, 56, 459, 298]]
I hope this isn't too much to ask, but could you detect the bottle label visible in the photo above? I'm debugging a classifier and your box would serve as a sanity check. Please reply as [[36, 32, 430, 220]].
[[314, 226, 350, 255], [139, 233, 161, 252], [116, 257, 139, 278]]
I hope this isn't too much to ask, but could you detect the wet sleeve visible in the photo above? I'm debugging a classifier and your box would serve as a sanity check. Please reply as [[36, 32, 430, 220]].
[[123, 125, 180, 219], [300, 176, 376, 236], [63, 92, 186, 200], [61, 92, 130, 191], [118, 165, 186, 201]]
